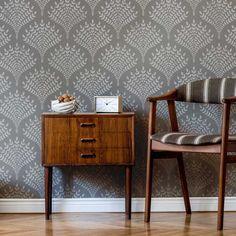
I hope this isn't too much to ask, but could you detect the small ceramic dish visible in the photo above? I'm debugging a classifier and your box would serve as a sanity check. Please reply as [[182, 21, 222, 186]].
[[51, 100, 78, 113]]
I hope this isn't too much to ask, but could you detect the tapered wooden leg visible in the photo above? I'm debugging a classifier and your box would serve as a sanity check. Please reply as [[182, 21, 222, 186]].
[[217, 102, 230, 230], [177, 154, 191, 214], [125, 166, 132, 219], [44, 167, 50, 220], [144, 151, 153, 222], [49, 167, 53, 215], [217, 157, 227, 230]]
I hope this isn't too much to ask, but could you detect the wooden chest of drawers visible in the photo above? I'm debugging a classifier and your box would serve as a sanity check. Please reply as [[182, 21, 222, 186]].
[[42, 112, 135, 219]]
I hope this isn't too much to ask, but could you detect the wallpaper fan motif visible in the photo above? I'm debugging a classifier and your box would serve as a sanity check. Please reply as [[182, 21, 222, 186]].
[[0, 91, 36, 132], [23, 20, 62, 62], [225, 26, 236, 48], [200, 0, 236, 39], [0, 44, 36, 85], [22, 116, 41, 146], [0, 72, 12, 95], [98, 0, 137, 39], [175, 20, 214, 62], [0, 0, 36, 38], [136, 0, 152, 16], [149, 0, 188, 38], [99, 44, 138, 86], [86, 0, 100, 16], [48, 0, 87, 38], [48, 44, 87, 86], [0, 26, 11, 48], [22, 67, 62, 109], [124, 20, 163, 62], [74, 67, 112, 102], [199, 44, 236, 77], [74, 20, 112, 62], [124, 67, 164, 109], [0, 0, 235, 198], [150, 44, 188, 85], [0, 138, 36, 178], [185, 0, 202, 15]]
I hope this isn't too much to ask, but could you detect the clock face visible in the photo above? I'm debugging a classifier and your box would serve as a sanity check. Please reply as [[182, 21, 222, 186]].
[[95, 97, 119, 112]]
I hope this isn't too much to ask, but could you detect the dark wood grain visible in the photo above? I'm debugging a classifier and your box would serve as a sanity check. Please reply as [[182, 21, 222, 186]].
[[145, 101, 156, 222], [49, 167, 53, 215], [177, 155, 191, 214], [125, 166, 132, 220], [42, 112, 135, 220], [44, 167, 51, 220], [217, 102, 230, 230], [168, 100, 191, 214], [43, 116, 134, 165]]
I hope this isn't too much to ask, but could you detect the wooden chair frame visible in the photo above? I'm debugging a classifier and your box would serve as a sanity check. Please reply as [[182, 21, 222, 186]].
[[144, 88, 236, 230]]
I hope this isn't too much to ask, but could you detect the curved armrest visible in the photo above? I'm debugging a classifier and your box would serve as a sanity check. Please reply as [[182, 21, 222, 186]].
[[147, 89, 177, 102], [222, 96, 236, 104]]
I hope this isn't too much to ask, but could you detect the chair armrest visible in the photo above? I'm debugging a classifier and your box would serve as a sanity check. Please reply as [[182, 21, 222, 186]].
[[147, 89, 177, 102], [222, 96, 236, 104]]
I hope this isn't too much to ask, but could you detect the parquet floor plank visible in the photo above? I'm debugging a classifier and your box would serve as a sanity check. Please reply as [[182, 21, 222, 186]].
[[0, 212, 235, 235]]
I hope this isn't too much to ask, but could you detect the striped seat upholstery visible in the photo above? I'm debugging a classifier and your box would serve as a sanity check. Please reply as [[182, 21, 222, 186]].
[[176, 78, 236, 103], [152, 132, 236, 145]]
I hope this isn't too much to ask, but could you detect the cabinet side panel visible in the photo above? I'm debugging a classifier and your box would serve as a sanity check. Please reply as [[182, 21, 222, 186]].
[[42, 115, 45, 165], [131, 115, 135, 164], [44, 117, 71, 165]]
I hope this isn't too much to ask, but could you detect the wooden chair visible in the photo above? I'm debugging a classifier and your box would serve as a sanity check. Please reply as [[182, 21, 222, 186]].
[[144, 78, 236, 230]]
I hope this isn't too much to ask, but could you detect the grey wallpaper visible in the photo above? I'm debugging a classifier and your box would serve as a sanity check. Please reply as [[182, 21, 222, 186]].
[[0, 0, 235, 199]]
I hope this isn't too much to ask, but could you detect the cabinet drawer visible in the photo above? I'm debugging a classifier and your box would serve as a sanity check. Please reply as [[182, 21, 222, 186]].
[[98, 118, 132, 132], [99, 132, 131, 148], [71, 118, 98, 137], [99, 148, 131, 164], [74, 148, 132, 165], [78, 132, 131, 148], [44, 147, 131, 165]]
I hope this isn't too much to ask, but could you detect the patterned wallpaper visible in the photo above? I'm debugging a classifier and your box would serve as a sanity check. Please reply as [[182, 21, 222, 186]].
[[0, 0, 235, 198]]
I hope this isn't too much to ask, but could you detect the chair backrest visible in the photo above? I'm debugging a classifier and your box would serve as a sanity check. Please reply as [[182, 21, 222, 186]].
[[176, 78, 236, 104]]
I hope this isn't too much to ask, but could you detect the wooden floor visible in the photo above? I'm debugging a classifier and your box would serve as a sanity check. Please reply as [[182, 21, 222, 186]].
[[0, 212, 236, 235]]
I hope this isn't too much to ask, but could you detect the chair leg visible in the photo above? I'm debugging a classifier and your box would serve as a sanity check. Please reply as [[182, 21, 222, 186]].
[[217, 157, 227, 230], [144, 150, 154, 222], [177, 154, 191, 214]]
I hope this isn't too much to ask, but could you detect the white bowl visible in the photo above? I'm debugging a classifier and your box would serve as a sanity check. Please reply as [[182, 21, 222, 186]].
[[51, 100, 78, 113]]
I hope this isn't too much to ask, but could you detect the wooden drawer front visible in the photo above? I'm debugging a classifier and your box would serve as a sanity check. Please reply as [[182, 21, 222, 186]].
[[99, 132, 131, 148], [76, 149, 100, 164], [72, 149, 131, 165], [98, 117, 132, 132], [70, 118, 98, 136], [99, 149, 131, 164], [78, 132, 131, 148]]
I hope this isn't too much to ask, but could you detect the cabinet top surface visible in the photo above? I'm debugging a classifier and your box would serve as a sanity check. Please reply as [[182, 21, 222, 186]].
[[42, 112, 135, 117]]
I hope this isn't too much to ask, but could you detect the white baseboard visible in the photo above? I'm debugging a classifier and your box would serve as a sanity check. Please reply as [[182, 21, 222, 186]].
[[0, 197, 236, 213]]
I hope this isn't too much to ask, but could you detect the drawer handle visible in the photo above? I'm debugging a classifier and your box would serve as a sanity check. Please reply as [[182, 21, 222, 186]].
[[80, 123, 96, 128], [80, 138, 96, 143], [80, 153, 96, 158]]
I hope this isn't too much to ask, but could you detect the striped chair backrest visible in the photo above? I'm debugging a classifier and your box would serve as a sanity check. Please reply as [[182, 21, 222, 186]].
[[176, 78, 236, 104]]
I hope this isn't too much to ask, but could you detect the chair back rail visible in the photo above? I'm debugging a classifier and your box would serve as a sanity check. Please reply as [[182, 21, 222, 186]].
[[176, 78, 236, 104]]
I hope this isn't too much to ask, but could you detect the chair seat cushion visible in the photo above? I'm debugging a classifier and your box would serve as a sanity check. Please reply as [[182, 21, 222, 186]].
[[152, 132, 236, 145]]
